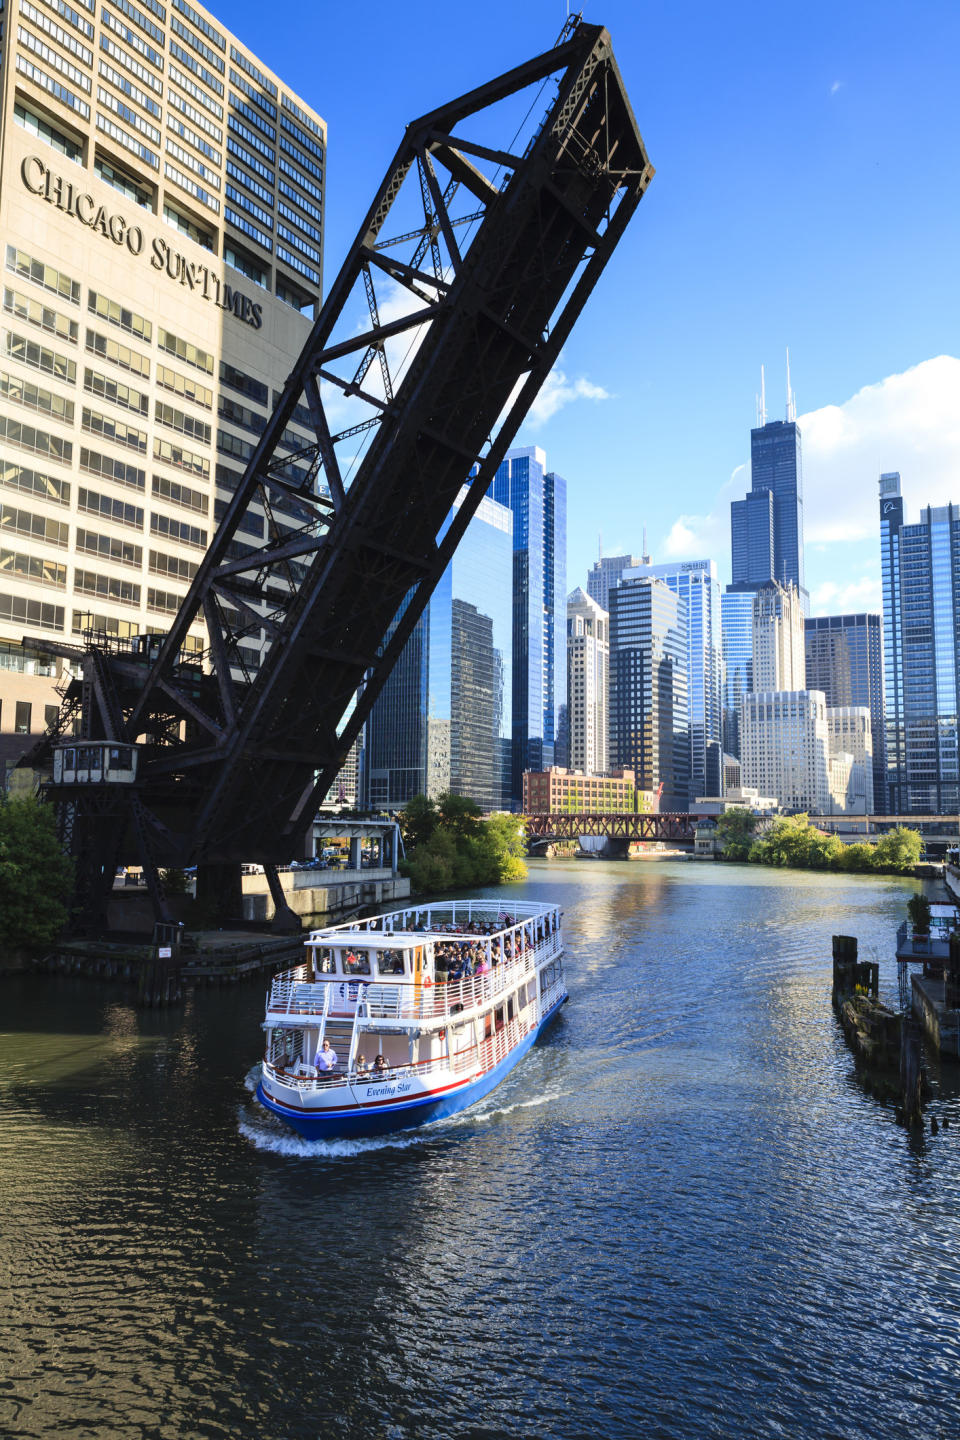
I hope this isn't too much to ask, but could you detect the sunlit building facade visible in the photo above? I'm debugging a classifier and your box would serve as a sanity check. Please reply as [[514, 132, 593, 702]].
[[880, 470, 960, 814], [566, 586, 608, 777], [609, 574, 689, 811], [488, 446, 566, 806], [625, 558, 722, 805], [805, 613, 883, 812], [0, 0, 326, 776]]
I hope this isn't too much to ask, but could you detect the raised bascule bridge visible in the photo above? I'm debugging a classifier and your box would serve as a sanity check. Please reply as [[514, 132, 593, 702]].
[[22, 19, 654, 932]]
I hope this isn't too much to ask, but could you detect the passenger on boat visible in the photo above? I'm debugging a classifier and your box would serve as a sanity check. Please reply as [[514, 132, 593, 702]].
[[316, 1039, 338, 1070], [355, 1054, 369, 1074], [372, 1054, 388, 1074]]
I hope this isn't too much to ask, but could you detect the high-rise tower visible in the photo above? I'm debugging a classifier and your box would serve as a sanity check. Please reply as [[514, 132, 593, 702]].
[[489, 446, 566, 806], [880, 471, 960, 814], [730, 358, 808, 614]]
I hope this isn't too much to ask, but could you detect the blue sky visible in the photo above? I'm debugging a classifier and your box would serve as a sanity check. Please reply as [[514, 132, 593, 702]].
[[220, 0, 960, 613]]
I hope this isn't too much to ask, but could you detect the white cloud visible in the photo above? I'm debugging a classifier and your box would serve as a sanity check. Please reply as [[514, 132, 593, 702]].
[[799, 355, 960, 544], [661, 356, 960, 609], [811, 575, 881, 614], [658, 463, 748, 561], [526, 366, 611, 427], [830, 80, 843, 95]]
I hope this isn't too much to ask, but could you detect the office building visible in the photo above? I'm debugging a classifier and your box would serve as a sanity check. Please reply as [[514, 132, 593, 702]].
[[609, 574, 689, 811], [566, 587, 608, 777], [752, 581, 805, 692], [730, 488, 774, 590], [730, 366, 808, 613], [625, 558, 722, 804], [740, 690, 830, 814], [721, 585, 755, 760], [0, 0, 326, 775], [488, 446, 566, 806], [523, 766, 641, 815], [880, 471, 960, 814], [825, 706, 873, 815], [805, 613, 884, 811], [586, 552, 643, 613], [363, 489, 513, 812]]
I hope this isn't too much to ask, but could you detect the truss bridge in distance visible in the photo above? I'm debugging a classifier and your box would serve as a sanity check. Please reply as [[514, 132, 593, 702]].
[[525, 812, 699, 846]]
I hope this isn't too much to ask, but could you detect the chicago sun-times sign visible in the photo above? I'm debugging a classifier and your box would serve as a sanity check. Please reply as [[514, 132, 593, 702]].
[[21, 155, 264, 329]]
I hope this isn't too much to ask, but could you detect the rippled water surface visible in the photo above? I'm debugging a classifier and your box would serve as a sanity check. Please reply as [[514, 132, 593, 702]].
[[3, 860, 960, 1439]]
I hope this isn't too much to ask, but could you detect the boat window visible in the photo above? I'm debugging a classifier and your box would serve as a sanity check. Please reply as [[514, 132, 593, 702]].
[[342, 948, 371, 976], [507, 995, 515, 1022], [377, 950, 404, 976], [494, 1006, 505, 1032], [63, 748, 76, 768], [314, 947, 335, 974]]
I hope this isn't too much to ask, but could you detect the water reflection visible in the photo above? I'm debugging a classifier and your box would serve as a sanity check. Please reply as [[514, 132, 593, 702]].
[[2, 860, 959, 1439]]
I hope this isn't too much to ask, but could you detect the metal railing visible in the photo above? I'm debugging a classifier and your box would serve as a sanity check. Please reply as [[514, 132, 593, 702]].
[[263, 1000, 547, 1095], [266, 929, 562, 1022]]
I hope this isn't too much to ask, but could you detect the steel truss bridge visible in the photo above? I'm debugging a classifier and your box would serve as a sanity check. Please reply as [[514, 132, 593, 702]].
[[526, 812, 698, 845], [25, 20, 653, 930]]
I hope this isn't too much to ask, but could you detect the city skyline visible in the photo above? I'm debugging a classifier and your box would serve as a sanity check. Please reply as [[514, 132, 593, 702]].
[[213, 0, 959, 620]]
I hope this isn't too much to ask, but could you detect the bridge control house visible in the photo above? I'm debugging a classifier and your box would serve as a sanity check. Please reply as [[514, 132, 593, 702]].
[[0, 0, 326, 779]]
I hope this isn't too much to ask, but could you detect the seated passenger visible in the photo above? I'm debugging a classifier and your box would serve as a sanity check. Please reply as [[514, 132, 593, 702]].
[[372, 1053, 388, 1073], [315, 1038, 338, 1070], [355, 1054, 369, 1075]]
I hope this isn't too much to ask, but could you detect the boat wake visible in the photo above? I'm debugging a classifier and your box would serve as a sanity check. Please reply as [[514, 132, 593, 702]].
[[237, 1111, 437, 1158], [237, 1083, 569, 1158]]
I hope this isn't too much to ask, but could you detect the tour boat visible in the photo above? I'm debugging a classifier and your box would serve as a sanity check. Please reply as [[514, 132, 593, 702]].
[[255, 899, 566, 1139]]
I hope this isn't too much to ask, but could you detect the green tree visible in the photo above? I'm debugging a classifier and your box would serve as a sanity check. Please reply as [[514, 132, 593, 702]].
[[835, 842, 875, 873], [0, 794, 73, 951], [714, 807, 759, 861], [872, 826, 923, 873], [399, 793, 528, 894], [399, 793, 438, 852]]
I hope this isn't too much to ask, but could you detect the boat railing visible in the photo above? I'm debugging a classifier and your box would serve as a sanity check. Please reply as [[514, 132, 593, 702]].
[[263, 1003, 542, 1093], [309, 898, 559, 941], [267, 930, 563, 1020]]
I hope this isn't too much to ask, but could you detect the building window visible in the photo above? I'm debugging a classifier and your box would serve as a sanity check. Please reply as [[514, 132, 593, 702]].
[[223, 242, 268, 288], [15, 702, 33, 735], [13, 99, 84, 158], [5, 247, 80, 307], [94, 156, 154, 209]]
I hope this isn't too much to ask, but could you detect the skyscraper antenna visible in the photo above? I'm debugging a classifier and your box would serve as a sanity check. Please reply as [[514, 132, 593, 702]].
[[786, 346, 796, 422], [760, 364, 767, 426]]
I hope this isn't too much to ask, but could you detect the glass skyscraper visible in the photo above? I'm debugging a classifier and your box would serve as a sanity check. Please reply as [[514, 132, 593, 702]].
[[625, 560, 721, 803], [609, 575, 689, 811], [489, 446, 566, 806], [880, 471, 960, 814], [363, 490, 513, 811], [805, 613, 884, 812], [731, 415, 808, 614], [721, 587, 755, 761]]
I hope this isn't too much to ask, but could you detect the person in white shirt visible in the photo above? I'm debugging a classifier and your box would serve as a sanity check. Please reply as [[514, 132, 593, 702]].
[[315, 1039, 338, 1071]]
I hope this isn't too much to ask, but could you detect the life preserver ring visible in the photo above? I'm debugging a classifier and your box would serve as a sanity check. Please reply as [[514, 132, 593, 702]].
[[424, 976, 434, 987]]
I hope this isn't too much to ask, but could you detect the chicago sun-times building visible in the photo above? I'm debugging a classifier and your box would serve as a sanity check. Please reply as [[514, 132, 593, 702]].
[[0, 0, 325, 777]]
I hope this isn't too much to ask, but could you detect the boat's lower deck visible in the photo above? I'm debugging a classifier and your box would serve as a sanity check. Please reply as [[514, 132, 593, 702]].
[[256, 993, 567, 1138]]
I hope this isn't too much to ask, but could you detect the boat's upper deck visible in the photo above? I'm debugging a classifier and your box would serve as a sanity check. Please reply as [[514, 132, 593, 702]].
[[265, 899, 563, 1026]]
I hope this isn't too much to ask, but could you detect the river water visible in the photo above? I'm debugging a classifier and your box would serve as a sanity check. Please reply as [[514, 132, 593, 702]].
[[2, 859, 959, 1439]]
